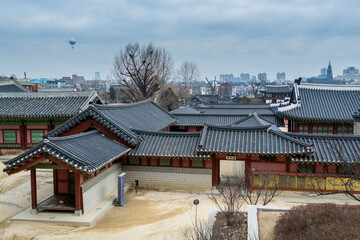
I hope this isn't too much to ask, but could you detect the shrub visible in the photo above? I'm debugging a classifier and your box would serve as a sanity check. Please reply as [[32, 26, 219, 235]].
[[274, 203, 360, 240]]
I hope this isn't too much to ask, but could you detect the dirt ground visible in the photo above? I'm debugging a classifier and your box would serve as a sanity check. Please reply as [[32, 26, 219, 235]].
[[258, 211, 284, 240], [2, 161, 360, 240]]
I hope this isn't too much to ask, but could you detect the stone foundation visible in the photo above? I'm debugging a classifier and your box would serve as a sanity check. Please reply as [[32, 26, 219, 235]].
[[122, 165, 212, 191]]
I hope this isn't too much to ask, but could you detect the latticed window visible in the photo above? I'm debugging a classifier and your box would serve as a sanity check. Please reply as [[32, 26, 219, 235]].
[[299, 124, 309, 133], [191, 160, 203, 167], [312, 125, 333, 134], [31, 130, 44, 143], [338, 125, 354, 135], [4, 130, 16, 143], [298, 164, 314, 173], [128, 156, 140, 165], [159, 158, 171, 166]]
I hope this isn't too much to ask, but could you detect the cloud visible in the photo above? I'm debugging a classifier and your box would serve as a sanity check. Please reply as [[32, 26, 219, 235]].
[[1, 0, 360, 80]]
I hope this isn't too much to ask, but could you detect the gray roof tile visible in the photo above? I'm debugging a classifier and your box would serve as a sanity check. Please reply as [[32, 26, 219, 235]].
[[198, 125, 314, 155], [0, 91, 100, 119], [285, 132, 360, 164], [279, 84, 360, 122], [130, 130, 206, 158], [3, 130, 130, 173]]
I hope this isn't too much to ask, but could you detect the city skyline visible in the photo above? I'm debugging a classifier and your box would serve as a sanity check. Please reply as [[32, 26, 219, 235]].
[[1, 0, 360, 81]]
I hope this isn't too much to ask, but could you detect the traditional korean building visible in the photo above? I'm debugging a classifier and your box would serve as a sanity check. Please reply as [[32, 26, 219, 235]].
[[259, 85, 292, 103], [3, 99, 360, 216], [278, 83, 360, 135], [0, 91, 101, 153], [170, 103, 284, 132]]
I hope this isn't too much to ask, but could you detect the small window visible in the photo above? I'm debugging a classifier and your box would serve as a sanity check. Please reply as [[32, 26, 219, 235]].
[[191, 160, 203, 167], [338, 125, 354, 135], [299, 124, 308, 133], [299, 164, 314, 173], [128, 157, 140, 165], [338, 165, 353, 175], [31, 130, 44, 143], [4, 130, 16, 143], [159, 158, 171, 166]]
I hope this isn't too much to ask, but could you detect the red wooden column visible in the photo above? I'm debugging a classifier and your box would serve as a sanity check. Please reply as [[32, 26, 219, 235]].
[[20, 121, 27, 149], [53, 169, 58, 194], [245, 156, 251, 187], [74, 173, 83, 215], [211, 154, 219, 186], [30, 169, 37, 209]]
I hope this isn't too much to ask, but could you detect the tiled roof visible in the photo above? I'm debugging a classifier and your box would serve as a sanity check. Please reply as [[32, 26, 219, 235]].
[[0, 79, 29, 93], [198, 125, 314, 155], [232, 113, 273, 127], [170, 106, 200, 114], [3, 130, 130, 174], [45, 99, 177, 146], [259, 85, 292, 94], [0, 91, 100, 119], [174, 114, 284, 127], [95, 100, 176, 131], [285, 132, 360, 164], [129, 130, 207, 158], [278, 83, 360, 123]]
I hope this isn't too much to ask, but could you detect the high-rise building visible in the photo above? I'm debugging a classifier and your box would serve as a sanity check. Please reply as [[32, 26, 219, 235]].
[[320, 68, 327, 76], [240, 73, 250, 81], [327, 61, 333, 81], [95, 72, 100, 80], [258, 73, 267, 82], [343, 67, 359, 76], [276, 72, 286, 81]]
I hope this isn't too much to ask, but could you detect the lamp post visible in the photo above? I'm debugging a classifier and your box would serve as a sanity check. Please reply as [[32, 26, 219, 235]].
[[193, 199, 199, 226]]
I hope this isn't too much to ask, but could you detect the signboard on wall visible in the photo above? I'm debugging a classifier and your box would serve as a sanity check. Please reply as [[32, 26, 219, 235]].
[[225, 155, 236, 160]]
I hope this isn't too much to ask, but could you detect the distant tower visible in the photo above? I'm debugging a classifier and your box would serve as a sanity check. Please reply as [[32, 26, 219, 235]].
[[327, 61, 333, 81], [95, 72, 100, 80]]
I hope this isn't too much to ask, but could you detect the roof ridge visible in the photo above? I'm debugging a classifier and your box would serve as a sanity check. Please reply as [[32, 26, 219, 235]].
[[268, 129, 313, 147], [48, 130, 100, 141], [94, 99, 152, 109], [133, 129, 200, 136], [205, 124, 271, 130], [284, 132, 360, 139]]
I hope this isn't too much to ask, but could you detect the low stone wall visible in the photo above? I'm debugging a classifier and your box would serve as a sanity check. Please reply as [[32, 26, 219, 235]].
[[122, 165, 212, 191], [81, 163, 122, 213]]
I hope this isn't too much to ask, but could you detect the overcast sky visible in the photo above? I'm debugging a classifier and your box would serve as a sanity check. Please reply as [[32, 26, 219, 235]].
[[1, 0, 360, 81]]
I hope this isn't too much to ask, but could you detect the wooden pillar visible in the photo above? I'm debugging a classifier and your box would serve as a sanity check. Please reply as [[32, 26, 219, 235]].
[[245, 156, 251, 186], [211, 154, 219, 186], [295, 122, 299, 133], [53, 169, 58, 194], [47, 120, 55, 132], [333, 124, 338, 134], [75, 173, 83, 214], [20, 121, 27, 149], [30, 169, 37, 209], [287, 120, 292, 132]]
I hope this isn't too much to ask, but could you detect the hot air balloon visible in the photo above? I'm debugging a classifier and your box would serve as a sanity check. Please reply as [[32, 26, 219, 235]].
[[69, 38, 76, 49]]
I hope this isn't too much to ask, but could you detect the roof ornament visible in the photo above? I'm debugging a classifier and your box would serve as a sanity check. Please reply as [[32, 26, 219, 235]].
[[294, 77, 302, 85]]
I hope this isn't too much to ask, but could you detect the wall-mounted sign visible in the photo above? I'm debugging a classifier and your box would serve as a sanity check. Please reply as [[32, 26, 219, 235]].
[[225, 155, 236, 160]]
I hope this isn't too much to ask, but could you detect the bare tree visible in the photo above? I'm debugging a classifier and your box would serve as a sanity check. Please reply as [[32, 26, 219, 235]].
[[242, 173, 282, 206], [157, 85, 179, 111], [306, 140, 360, 202], [182, 219, 212, 240], [113, 42, 174, 102], [205, 77, 218, 103], [250, 76, 265, 99], [177, 61, 200, 88], [208, 177, 244, 226]]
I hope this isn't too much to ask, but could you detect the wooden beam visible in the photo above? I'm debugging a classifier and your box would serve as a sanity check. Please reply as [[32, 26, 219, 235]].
[[29, 163, 67, 170]]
